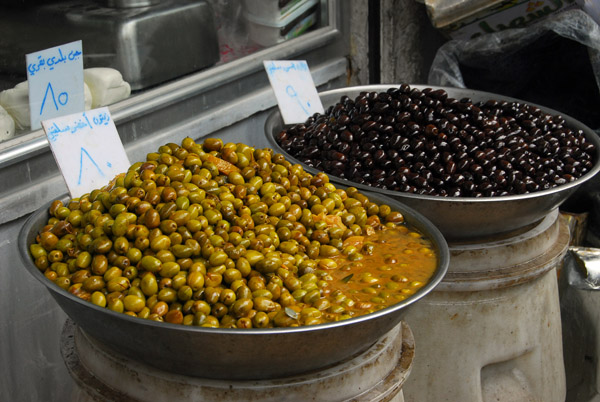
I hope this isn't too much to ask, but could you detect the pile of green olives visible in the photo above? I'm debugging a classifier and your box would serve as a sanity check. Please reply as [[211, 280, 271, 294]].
[[29, 137, 422, 328]]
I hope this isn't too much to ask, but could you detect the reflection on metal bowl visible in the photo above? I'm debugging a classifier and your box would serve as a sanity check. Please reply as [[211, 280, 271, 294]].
[[18, 192, 449, 380], [265, 85, 600, 242]]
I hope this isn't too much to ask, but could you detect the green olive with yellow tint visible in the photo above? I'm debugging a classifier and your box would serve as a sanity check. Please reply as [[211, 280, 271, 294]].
[[172, 244, 194, 259], [159, 261, 180, 278], [106, 276, 130, 293], [82, 276, 106, 292], [140, 255, 162, 273], [124, 295, 146, 313], [103, 267, 123, 282], [141, 273, 159, 296], [90, 291, 106, 308], [107, 298, 124, 313]]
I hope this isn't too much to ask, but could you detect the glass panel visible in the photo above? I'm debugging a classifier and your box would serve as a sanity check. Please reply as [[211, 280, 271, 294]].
[[0, 0, 331, 144]]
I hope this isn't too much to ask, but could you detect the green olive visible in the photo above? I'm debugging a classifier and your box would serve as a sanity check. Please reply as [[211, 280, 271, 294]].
[[252, 311, 269, 328], [30, 244, 47, 259], [254, 296, 279, 312], [173, 195, 190, 210], [150, 235, 171, 252], [384, 210, 404, 223], [39, 232, 59, 250], [229, 298, 253, 317], [223, 268, 242, 284], [126, 248, 142, 265], [106, 276, 130, 293], [233, 284, 250, 299], [156, 249, 176, 263], [177, 285, 193, 302], [82, 276, 106, 292], [192, 300, 211, 316], [171, 273, 187, 289], [208, 250, 228, 267], [205, 272, 222, 287], [90, 291, 106, 307], [170, 210, 191, 226], [219, 289, 236, 306], [244, 250, 264, 266], [90, 237, 113, 254], [140, 255, 162, 273], [256, 256, 282, 274], [47, 249, 63, 263], [107, 298, 124, 313], [123, 265, 138, 280], [140, 272, 158, 296], [284, 276, 302, 292], [319, 245, 340, 258], [35, 255, 49, 271], [159, 261, 180, 278], [203, 287, 222, 304], [157, 287, 177, 303], [124, 295, 146, 312], [187, 271, 205, 291], [204, 209, 222, 226]]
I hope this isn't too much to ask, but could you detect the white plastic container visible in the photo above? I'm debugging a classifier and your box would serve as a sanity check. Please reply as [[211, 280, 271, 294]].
[[244, 0, 319, 47], [243, 0, 307, 21], [64, 320, 414, 402], [403, 210, 568, 402]]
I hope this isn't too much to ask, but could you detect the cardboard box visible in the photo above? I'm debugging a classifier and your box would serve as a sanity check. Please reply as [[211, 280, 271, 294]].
[[425, 0, 597, 39]]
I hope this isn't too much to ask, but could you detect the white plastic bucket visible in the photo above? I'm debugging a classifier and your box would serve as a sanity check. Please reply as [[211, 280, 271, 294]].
[[403, 210, 568, 402], [64, 320, 414, 402]]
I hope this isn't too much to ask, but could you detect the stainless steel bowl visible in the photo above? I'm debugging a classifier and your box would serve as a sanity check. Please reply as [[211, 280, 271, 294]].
[[18, 191, 449, 380], [265, 85, 600, 242]]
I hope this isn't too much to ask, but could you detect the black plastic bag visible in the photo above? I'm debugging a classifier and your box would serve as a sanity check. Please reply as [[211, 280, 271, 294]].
[[428, 9, 600, 131]]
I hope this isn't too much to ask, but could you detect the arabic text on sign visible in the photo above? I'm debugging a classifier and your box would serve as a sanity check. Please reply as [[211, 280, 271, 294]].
[[264, 60, 309, 76], [27, 48, 83, 77], [47, 111, 111, 142]]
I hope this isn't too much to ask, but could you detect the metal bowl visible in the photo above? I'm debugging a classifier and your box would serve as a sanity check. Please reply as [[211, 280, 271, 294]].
[[265, 85, 600, 242], [18, 191, 449, 380]]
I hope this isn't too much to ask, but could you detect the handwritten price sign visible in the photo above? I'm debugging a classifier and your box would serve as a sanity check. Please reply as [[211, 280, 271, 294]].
[[26, 40, 85, 130], [264, 60, 324, 124], [42, 108, 131, 198]]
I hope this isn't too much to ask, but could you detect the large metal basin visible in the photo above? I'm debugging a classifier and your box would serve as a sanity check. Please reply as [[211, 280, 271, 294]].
[[265, 85, 600, 242], [18, 191, 449, 380]]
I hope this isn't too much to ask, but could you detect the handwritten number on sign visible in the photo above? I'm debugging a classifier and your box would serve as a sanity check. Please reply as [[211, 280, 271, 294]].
[[40, 82, 69, 115], [78, 147, 105, 185], [285, 85, 311, 115]]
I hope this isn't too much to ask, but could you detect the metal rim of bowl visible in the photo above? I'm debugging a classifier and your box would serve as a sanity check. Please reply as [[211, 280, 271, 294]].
[[18, 191, 450, 338], [264, 84, 600, 206]]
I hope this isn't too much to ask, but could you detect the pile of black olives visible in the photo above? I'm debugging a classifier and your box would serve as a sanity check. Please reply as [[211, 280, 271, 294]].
[[275, 84, 597, 197]]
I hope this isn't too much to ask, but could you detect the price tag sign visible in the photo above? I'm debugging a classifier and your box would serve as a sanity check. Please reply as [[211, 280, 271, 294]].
[[264, 60, 324, 125], [26, 40, 85, 130], [42, 107, 131, 198]]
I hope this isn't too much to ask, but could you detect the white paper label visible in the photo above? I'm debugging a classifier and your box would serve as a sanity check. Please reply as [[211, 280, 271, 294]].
[[42, 108, 131, 198], [26, 40, 85, 130], [264, 60, 324, 124]]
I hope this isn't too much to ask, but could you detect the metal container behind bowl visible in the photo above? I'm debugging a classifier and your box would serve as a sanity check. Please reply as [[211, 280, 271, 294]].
[[18, 191, 449, 380], [265, 85, 600, 242], [0, 0, 219, 91]]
